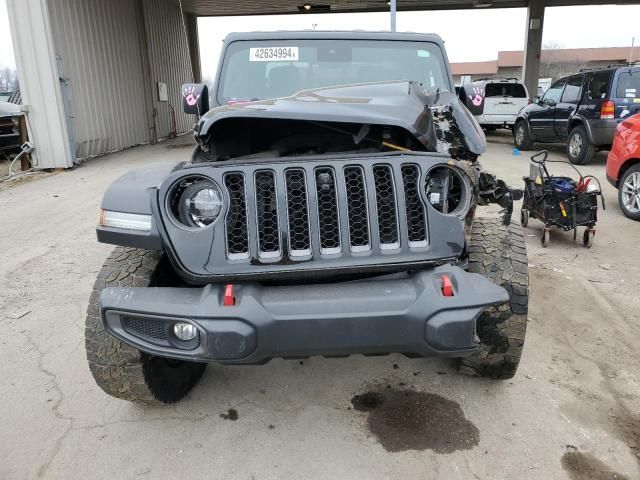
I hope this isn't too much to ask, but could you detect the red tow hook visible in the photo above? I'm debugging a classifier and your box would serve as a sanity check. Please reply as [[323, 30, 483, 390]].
[[223, 284, 236, 306], [441, 274, 455, 297]]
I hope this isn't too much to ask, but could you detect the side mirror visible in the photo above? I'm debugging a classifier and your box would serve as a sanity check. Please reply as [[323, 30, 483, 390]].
[[182, 83, 209, 115], [533, 96, 541, 104]]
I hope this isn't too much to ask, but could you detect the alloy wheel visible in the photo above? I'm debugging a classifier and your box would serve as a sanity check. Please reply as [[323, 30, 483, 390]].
[[621, 172, 640, 214], [515, 126, 525, 145], [569, 133, 583, 158]]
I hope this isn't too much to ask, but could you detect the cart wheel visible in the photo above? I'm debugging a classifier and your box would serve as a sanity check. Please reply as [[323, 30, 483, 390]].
[[541, 228, 549, 248], [520, 209, 529, 228], [583, 228, 595, 248]]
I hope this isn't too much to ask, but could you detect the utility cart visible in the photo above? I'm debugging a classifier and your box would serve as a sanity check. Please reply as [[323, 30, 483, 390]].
[[521, 151, 604, 248]]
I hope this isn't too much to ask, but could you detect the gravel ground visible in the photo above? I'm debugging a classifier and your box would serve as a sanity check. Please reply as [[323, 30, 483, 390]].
[[1, 132, 639, 480]]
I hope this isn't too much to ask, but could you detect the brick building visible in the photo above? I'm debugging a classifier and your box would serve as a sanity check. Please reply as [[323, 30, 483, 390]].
[[452, 46, 636, 86]]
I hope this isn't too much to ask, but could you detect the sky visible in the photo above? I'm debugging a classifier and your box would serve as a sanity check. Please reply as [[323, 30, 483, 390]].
[[0, 1, 639, 76]]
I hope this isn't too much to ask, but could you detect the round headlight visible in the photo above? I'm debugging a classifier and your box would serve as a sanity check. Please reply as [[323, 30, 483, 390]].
[[176, 180, 223, 228], [425, 165, 472, 218]]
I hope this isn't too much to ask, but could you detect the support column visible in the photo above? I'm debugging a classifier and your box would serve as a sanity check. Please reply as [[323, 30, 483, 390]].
[[522, 0, 546, 99], [184, 14, 202, 83], [6, 0, 73, 169], [390, 0, 397, 32]]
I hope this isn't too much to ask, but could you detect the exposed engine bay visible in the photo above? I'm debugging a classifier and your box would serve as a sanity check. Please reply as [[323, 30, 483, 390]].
[[191, 81, 487, 159], [192, 118, 425, 162]]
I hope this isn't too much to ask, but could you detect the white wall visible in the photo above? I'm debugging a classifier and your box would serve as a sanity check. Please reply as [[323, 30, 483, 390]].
[[6, 0, 74, 169], [8, 0, 197, 167], [142, 0, 195, 141], [48, 0, 153, 159]]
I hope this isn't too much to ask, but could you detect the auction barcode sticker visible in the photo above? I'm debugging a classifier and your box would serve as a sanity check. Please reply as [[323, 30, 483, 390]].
[[249, 47, 299, 62]]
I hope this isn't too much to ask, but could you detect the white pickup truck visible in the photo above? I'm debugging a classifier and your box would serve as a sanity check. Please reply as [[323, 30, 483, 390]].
[[458, 78, 530, 131]]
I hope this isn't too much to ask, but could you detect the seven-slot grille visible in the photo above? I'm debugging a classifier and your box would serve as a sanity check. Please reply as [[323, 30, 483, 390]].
[[223, 163, 428, 261]]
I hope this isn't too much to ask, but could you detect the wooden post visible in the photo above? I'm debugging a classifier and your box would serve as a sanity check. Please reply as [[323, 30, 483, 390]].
[[18, 115, 31, 171]]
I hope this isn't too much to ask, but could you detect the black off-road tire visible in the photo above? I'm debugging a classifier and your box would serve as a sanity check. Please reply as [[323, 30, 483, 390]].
[[514, 120, 534, 151], [567, 125, 596, 165], [85, 247, 206, 404], [459, 218, 529, 379]]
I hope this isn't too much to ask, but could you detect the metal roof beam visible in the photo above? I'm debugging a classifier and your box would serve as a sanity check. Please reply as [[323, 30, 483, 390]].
[[173, 0, 640, 17]]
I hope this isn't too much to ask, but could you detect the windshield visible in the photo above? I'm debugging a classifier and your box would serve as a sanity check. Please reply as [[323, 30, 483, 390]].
[[217, 39, 450, 104]]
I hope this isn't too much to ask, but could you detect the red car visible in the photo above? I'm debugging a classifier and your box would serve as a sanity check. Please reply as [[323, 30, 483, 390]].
[[607, 113, 640, 220]]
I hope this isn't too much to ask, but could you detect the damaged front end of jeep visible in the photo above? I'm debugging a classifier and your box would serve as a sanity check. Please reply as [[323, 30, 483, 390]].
[[94, 80, 518, 364], [86, 32, 529, 406]]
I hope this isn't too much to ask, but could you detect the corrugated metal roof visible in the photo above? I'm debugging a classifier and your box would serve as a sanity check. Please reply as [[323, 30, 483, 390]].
[[176, 0, 525, 15], [173, 0, 640, 16]]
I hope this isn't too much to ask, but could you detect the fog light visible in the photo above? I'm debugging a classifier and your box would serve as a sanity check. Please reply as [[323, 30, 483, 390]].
[[173, 322, 198, 341]]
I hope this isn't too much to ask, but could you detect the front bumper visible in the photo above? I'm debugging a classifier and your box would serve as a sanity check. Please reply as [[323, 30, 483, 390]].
[[100, 265, 509, 364]]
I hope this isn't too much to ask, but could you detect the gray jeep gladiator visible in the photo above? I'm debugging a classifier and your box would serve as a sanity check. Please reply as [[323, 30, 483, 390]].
[[85, 31, 528, 404]]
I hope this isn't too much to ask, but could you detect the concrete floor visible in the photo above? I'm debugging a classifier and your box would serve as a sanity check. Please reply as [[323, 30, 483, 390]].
[[1, 132, 639, 480]]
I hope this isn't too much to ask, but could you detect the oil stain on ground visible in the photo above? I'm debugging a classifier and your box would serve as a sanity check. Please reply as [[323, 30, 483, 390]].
[[611, 408, 640, 462], [220, 408, 239, 421], [561, 447, 629, 480], [351, 389, 479, 453], [597, 364, 640, 463]]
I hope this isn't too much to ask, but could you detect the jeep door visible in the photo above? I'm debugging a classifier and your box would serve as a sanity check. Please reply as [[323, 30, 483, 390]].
[[529, 78, 566, 141], [554, 74, 584, 138]]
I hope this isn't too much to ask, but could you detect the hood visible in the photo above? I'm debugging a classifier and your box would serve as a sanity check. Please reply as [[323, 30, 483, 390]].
[[195, 81, 486, 160], [0, 101, 22, 117]]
